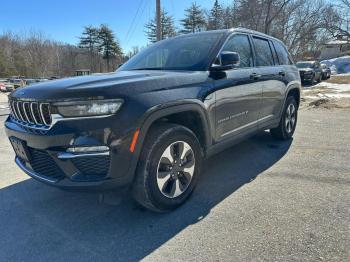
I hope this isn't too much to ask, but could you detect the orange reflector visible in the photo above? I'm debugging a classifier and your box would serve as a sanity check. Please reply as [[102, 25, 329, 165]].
[[129, 129, 140, 153]]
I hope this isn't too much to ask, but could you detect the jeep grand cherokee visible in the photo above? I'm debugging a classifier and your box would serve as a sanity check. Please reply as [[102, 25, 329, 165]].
[[5, 28, 301, 212]]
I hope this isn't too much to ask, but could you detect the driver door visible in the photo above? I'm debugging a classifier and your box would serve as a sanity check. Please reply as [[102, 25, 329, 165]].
[[213, 34, 263, 141]]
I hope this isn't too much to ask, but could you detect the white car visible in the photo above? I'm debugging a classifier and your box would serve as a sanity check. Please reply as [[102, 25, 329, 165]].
[[0, 80, 14, 92]]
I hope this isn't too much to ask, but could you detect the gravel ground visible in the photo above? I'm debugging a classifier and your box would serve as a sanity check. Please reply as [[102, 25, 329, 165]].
[[0, 107, 349, 262]]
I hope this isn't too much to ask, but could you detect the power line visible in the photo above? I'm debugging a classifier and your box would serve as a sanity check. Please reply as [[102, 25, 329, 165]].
[[125, 0, 144, 42], [125, 0, 148, 45]]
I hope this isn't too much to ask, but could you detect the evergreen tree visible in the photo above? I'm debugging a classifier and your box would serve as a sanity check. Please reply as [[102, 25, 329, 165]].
[[78, 26, 99, 71], [180, 2, 207, 33], [98, 24, 123, 71], [208, 0, 224, 30], [223, 6, 236, 29], [145, 10, 176, 43]]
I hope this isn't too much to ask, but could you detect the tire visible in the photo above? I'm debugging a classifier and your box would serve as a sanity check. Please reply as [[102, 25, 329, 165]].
[[132, 123, 203, 212], [309, 74, 315, 85], [270, 96, 298, 140]]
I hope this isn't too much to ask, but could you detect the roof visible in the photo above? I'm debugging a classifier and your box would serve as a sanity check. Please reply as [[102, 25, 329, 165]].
[[296, 61, 316, 63], [175, 28, 284, 45]]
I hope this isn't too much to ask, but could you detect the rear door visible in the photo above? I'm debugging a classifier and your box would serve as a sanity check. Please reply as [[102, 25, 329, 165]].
[[213, 34, 262, 141], [251, 36, 286, 124]]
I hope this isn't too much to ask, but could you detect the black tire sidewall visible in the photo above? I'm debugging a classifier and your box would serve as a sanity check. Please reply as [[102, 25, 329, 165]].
[[143, 125, 202, 211]]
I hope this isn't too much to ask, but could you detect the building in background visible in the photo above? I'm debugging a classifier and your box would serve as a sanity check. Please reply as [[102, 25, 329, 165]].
[[319, 36, 350, 60]]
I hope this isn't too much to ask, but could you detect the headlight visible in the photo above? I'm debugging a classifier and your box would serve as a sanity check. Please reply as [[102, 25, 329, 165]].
[[54, 99, 123, 117]]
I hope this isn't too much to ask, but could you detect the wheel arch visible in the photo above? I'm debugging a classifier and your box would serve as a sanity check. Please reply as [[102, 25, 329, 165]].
[[287, 87, 301, 108], [128, 100, 212, 182]]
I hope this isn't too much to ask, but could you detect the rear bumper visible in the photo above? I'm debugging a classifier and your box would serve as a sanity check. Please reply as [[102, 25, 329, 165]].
[[5, 115, 137, 190]]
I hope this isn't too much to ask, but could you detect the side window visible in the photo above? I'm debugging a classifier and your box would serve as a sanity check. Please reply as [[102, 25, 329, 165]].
[[252, 37, 275, 66], [222, 34, 253, 68], [273, 41, 291, 65]]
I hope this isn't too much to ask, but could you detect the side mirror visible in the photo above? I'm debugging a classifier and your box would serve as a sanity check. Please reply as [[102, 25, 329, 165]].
[[210, 51, 240, 71], [221, 51, 240, 66]]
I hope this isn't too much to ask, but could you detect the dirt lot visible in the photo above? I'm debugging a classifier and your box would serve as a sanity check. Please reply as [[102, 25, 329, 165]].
[[0, 102, 349, 261]]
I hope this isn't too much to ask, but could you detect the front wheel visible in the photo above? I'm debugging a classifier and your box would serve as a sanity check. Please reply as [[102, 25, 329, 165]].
[[270, 96, 298, 140], [132, 123, 203, 212]]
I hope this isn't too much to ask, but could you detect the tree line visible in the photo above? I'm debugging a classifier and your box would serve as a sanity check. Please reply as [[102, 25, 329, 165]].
[[0, 24, 123, 78], [0, 0, 349, 78]]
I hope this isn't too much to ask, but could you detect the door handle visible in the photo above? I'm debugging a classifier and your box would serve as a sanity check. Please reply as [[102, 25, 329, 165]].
[[279, 71, 286, 77], [250, 73, 261, 80]]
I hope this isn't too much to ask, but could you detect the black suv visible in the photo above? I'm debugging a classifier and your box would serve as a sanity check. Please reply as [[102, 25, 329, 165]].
[[5, 28, 301, 212], [296, 61, 322, 84]]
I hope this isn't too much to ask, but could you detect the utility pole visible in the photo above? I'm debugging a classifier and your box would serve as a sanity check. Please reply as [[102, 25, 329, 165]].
[[156, 0, 161, 41]]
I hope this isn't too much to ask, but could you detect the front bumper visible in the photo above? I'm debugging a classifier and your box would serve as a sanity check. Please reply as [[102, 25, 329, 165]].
[[5, 115, 137, 190], [300, 73, 314, 81]]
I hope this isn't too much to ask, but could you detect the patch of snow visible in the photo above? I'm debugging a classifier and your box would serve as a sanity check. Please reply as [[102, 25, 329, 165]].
[[303, 80, 350, 100], [326, 40, 350, 45], [313, 82, 350, 92], [321, 56, 350, 74]]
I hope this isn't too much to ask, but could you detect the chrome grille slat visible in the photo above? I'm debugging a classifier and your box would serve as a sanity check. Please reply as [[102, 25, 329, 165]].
[[40, 103, 52, 126], [16, 101, 25, 121], [9, 99, 52, 129], [31, 102, 41, 124], [11, 102, 18, 119], [22, 102, 30, 122], [23, 102, 34, 124]]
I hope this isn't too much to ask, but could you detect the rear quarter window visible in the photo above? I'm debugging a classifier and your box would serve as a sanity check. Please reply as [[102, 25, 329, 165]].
[[273, 41, 292, 65]]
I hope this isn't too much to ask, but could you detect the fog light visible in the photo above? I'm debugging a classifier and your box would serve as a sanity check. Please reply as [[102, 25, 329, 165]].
[[67, 146, 109, 153]]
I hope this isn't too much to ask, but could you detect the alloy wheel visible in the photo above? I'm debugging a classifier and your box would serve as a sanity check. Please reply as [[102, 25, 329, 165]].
[[285, 103, 296, 134], [156, 141, 195, 198]]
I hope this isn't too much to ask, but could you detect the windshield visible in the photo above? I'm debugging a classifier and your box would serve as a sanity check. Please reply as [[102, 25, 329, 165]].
[[296, 62, 314, 68], [119, 32, 224, 71]]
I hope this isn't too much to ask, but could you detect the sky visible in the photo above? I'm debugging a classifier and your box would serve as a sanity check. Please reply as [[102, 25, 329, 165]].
[[0, 0, 232, 53]]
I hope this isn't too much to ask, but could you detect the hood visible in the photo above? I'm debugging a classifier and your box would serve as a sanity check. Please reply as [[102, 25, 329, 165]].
[[10, 70, 209, 101]]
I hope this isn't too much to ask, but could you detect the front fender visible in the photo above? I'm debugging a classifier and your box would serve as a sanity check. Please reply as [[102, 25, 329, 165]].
[[126, 100, 212, 183]]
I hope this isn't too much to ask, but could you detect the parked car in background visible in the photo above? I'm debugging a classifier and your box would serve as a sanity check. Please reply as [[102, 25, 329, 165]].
[[5, 28, 301, 212], [9, 79, 25, 89], [320, 63, 331, 80], [37, 78, 49, 82], [49, 76, 61, 80], [24, 79, 38, 86], [296, 61, 322, 84], [0, 79, 14, 92]]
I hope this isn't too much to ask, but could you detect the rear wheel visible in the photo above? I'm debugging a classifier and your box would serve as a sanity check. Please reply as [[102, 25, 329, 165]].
[[132, 123, 202, 212], [270, 96, 298, 140]]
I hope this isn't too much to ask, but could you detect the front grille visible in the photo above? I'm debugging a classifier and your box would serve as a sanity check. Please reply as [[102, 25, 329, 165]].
[[25, 148, 64, 180], [9, 99, 52, 128], [72, 156, 110, 179]]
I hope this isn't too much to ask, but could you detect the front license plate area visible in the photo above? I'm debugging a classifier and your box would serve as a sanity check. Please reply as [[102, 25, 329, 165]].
[[10, 137, 31, 162]]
